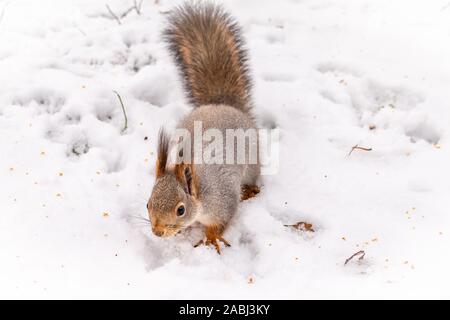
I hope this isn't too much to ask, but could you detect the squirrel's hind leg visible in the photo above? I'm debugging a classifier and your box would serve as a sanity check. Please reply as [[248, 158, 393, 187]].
[[194, 224, 230, 254], [241, 164, 260, 201], [241, 185, 260, 201]]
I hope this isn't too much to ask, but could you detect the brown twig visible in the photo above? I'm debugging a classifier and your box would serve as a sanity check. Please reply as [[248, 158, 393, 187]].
[[344, 250, 365, 265], [74, 25, 87, 37], [106, 0, 143, 25], [133, 0, 144, 15], [347, 144, 372, 156], [106, 4, 122, 25]]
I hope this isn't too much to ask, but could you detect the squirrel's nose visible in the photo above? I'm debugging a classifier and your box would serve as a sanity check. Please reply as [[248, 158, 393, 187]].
[[153, 228, 164, 237]]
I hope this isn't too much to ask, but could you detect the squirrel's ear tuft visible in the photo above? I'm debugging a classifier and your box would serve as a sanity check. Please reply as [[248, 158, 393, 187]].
[[156, 128, 170, 179], [175, 163, 199, 198]]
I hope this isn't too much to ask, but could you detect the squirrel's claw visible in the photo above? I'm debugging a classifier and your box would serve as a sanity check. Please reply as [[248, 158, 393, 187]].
[[193, 236, 231, 254], [218, 236, 231, 247], [193, 239, 205, 248]]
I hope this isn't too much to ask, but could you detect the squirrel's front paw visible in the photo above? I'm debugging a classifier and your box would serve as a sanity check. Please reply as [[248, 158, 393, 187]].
[[194, 226, 231, 254], [194, 234, 231, 254]]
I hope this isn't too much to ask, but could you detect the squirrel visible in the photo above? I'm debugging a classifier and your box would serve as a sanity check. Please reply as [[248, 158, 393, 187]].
[[146, 2, 260, 254]]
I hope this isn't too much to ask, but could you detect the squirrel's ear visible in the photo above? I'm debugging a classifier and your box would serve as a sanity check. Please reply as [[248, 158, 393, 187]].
[[156, 128, 170, 179], [175, 163, 199, 198]]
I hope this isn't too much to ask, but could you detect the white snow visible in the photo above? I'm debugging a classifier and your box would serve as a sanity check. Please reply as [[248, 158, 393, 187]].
[[1, 0, 450, 299]]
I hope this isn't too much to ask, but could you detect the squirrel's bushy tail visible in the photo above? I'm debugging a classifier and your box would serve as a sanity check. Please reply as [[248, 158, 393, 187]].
[[164, 2, 252, 113]]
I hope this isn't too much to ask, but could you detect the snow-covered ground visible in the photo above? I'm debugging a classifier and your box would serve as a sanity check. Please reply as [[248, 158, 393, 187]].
[[1, 0, 450, 299]]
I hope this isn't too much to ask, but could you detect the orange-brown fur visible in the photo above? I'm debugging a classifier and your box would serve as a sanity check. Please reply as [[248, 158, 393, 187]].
[[241, 184, 260, 201], [174, 162, 200, 198], [164, 2, 252, 112], [194, 224, 230, 254], [156, 128, 170, 178]]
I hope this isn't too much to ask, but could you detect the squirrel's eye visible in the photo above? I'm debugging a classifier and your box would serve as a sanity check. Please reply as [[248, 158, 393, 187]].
[[176, 205, 185, 216]]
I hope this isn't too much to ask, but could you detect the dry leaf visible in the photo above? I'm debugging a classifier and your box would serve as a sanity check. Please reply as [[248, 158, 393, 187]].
[[285, 221, 315, 232]]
